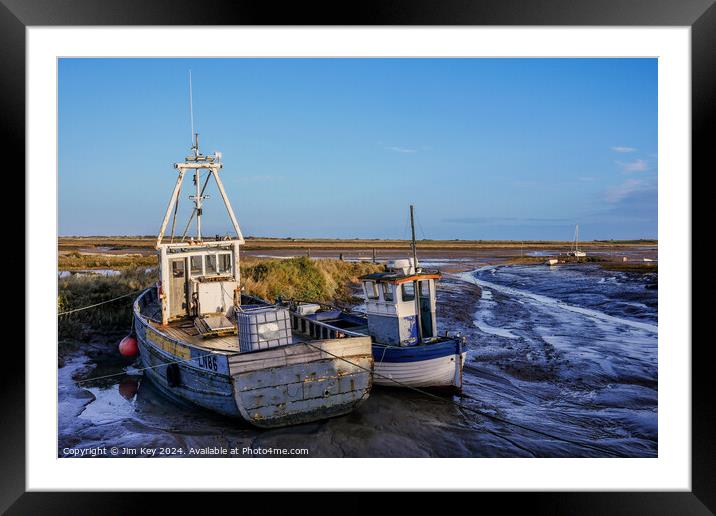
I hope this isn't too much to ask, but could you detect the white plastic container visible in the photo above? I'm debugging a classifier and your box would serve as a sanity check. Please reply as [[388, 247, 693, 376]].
[[236, 305, 293, 353]]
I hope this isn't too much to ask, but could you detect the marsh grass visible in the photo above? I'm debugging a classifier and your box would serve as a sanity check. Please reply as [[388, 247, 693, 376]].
[[59, 236, 658, 253], [59, 251, 156, 270], [240, 256, 383, 303], [58, 267, 157, 343], [600, 262, 658, 273], [57, 257, 383, 344]]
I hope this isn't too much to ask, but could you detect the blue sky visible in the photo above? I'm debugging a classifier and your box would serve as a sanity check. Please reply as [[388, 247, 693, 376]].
[[58, 58, 657, 240]]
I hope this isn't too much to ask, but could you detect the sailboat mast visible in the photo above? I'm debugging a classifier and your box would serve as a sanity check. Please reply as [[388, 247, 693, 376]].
[[410, 205, 423, 343], [575, 224, 579, 252]]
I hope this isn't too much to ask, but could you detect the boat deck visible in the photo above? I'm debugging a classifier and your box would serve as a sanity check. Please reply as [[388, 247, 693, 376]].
[[154, 320, 241, 353], [140, 298, 311, 354]]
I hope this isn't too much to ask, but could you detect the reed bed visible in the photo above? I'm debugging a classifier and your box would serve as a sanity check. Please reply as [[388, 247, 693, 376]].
[[59, 251, 156, 270], [58, 267, 157, 343], [58, 257, 383, 343], [240, 256, 383, 304], [59, 236, 658, 253], [599, 262, 658, 273]]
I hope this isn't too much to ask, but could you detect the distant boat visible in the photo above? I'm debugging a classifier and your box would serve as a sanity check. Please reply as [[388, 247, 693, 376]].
[[566, 224, 587, 258]]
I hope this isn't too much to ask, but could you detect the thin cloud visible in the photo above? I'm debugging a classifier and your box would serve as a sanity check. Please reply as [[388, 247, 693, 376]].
[[616, 159, 649, 173], [384, 146, 417, 154], [604, 179, 652, 203], [611, 146, 637, 153]]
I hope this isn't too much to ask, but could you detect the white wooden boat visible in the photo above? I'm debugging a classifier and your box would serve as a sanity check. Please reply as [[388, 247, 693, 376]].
[[132, 134, 372, 428], [359, 258, 467, 393], [289, 206, 467, 393]]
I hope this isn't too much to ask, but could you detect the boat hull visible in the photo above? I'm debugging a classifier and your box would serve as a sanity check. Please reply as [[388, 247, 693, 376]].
[[133, 289, 373, 428], [291, 307, 467, 392], [372, 339, 466, 391], [228, 338, 373, 428]]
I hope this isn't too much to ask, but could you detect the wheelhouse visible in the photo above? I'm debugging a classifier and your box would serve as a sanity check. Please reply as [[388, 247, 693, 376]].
[[159, 240, 241, 323], [154, 134, 245, 326], [360, 259, 439, 345]]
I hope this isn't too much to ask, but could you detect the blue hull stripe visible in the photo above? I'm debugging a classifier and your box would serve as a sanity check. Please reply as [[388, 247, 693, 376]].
[[372, 339, 463, 363]]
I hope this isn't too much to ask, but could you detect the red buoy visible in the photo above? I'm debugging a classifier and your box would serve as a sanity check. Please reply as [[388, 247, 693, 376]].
[[118, 335, 139, 357]]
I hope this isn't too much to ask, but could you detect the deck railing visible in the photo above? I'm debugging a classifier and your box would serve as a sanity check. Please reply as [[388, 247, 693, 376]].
[[290, 312, 366, 341]]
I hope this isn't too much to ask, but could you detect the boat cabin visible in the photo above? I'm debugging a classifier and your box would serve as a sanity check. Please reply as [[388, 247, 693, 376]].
[[155, 134, 245, 328], [360, 259, 439, 346], [158, 240, 241, 324]]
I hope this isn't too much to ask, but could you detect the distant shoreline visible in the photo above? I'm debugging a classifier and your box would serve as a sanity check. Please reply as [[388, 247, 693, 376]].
[[59, 235, 658, 252], [58, 236, 658, 275]]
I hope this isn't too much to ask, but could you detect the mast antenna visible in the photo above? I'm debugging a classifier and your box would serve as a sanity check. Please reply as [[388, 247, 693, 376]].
[[189, 70, 195, 148]]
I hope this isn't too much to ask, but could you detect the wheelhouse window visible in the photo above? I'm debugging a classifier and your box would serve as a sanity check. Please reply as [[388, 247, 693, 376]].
[[364, 281, 379, 300], [190, 255, 203, 277], [206, 254, 218, 275], [401, 282, 415, 301], [419, 280, 430, 297], [171, 259, 185, 278], [218, 253, 232, 275], [381, 283, 394, 302]]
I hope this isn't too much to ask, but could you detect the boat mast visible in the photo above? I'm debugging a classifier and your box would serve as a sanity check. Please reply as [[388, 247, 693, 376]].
[[410, 205, 423, 343], [410, 205, 420, 271], [575, 224, 580, 253], [155, 73, 244, 248], [189, 134, 207, 241]]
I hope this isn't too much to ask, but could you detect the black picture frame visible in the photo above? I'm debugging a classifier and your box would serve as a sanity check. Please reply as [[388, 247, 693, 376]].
[[5, 0, 712, 513]]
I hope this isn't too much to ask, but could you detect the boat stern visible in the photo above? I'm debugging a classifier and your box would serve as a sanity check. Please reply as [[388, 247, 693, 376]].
[[228, 337, 373, 428]]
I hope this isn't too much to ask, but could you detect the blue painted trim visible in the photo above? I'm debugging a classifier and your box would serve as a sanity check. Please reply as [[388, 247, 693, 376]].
[[372, 338, 463, 363]]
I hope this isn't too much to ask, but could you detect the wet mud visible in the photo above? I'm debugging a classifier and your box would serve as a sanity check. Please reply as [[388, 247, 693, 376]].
[[59, 258, 657, 458]]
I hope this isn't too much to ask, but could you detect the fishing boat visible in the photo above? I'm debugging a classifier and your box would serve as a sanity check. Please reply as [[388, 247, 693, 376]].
[[289, 206, 467, 393], [566, 224, 587, 257], [131, 134, 373, 428]]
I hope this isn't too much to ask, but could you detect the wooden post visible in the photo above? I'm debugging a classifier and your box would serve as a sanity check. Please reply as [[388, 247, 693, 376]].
[[372, 248, 376, 263]]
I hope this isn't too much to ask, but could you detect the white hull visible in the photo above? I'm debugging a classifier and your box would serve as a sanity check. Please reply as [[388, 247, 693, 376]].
[[374, 352, 466, 389]]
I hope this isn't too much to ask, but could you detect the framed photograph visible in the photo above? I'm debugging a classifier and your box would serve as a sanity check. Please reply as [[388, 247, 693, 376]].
[[7, 0, 712, 512]]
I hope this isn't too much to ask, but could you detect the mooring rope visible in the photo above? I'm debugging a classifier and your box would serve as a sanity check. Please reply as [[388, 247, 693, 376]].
[[57, 290, 143, 316], [73, 350, 240, 385], [304, 342, 625, 458]]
